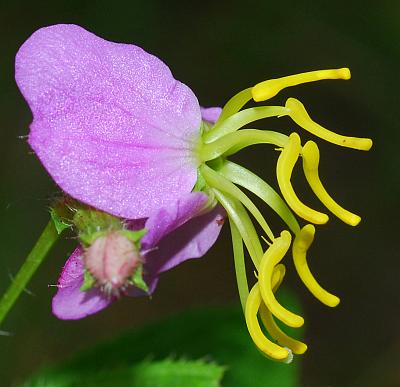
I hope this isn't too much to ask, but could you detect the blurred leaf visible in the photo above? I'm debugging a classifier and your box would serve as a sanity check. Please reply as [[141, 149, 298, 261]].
[[26, 358, 225, 387], [23, 290, 302, 387]]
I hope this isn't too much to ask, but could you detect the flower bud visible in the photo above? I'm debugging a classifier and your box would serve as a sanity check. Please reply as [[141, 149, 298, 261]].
[[84, 231, 141, 296]]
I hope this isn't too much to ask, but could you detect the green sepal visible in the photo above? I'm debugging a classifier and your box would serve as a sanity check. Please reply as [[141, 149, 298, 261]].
[[50, 207, 72, 235], [119, 228, 147, 250], [73, 208, 123, 246], [80, 270, 96, 292], [130, 264, 149, 294]]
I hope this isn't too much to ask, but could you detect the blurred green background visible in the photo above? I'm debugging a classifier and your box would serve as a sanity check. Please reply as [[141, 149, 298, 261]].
[[0, 0, 399, 386]]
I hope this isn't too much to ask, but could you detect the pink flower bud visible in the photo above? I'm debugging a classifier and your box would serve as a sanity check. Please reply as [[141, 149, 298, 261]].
[[84, 231, 141, 296]]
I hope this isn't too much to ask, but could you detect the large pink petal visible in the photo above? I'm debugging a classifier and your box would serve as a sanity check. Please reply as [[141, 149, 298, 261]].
[[52, 247, 112, 320], [16, 24, 201, 218]]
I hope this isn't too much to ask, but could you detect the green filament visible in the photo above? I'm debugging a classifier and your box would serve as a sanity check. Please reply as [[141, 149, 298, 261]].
[[229, 219, 249, 311], [201, 165, 275, 242], [203, 106, 289, 143], [214, 88, 253, 125], [200, 129, 288, 161], [217, 161, 300, 234], [213, 189, 263, 267]]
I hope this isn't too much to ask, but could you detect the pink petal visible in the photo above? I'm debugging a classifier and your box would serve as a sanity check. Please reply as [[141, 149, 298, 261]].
[[52, 247, 112, 320], [16, 24, 201, 218], [200, 107, 222, 124], [128, 194, 225, 296]]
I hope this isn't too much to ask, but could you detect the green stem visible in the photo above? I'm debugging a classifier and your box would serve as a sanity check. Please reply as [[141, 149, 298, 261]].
[[0, 219, 59, 326]]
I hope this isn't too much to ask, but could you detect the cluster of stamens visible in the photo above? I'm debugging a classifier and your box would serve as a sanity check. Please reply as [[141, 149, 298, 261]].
[[197, 68, 372, 362]]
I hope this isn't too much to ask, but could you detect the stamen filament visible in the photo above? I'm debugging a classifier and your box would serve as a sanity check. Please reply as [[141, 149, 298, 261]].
[[217, 161, 300, 234], [201, 165, 275, 242], [292, 224, 340, 307], [252, 68, 351, 102], [277, 133, 329, 224], [213, 189, 263, 267], [259, 264, 308, 355], [200, 129, 288, 161], [245, 282, 292, 361], [203, 106, 289, 143], [214, 88, 253, 125], [286, 98, 373, 151], [302, 141, 361, 226], [258, 230, 304, 328], [229, 219, 249, 311]]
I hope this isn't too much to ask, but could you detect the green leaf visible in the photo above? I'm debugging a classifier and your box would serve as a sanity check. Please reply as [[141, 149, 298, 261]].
[[24, 290, 302, 387], [27, 358, 225, 387]]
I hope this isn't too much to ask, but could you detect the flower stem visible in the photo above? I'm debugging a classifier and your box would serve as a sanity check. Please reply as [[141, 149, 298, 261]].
[[0, 219, 59, 326]]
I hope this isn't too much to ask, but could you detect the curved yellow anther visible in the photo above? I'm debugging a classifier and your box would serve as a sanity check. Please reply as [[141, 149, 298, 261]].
[[292, 224, 340, 307], [259, 265, 308, 355], [277, 133, 329, 225], [286, 98, 373, 151], [252, 68, 351, 102], [258, 230, 304, 328], [302, 141, 361, 226], [245, 282, 292, 361]]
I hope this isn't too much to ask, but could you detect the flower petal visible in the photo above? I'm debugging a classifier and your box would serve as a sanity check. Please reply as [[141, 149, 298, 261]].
[[16, 24, 201, 218], [200, 107, 222, 124], [129, 194, 225, 296], [52, 247, 112, 320], [141, 192, 210, 249]]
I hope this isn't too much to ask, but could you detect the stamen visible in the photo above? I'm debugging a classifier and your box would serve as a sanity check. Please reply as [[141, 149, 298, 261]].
[[217, 161, 300, 234], [258, 230, 304, 328], [259, 264, 308, 355], [215, 88, 253, 125], [302, 141, 361, 226], [213, 189, 263, 267], [286, 98, 373, 151], [200, 129, 288, 161], [202, 165, 275, 242], [292, 224, 340, 307], [252, 68, 351, 102], [229, 219, 249, 311], [203, 106, 289, 143], [245, 282, 292, 361], [277, 133, 329, 225]]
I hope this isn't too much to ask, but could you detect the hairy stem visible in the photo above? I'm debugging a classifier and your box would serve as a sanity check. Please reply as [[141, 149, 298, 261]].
[[0, 219, 59, 326]]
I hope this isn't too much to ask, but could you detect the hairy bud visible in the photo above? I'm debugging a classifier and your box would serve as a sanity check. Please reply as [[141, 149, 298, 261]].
[[84, 231, 141, 296]]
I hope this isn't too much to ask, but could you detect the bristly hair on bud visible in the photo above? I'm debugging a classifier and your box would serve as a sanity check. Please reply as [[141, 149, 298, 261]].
[[84, 231, 142, 298]]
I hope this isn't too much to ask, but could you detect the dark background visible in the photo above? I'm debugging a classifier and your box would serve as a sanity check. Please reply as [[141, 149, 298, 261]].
[[0, 1, 399, 386]]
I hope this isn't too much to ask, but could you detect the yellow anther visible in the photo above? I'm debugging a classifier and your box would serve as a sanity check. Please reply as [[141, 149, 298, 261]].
[[245, 283, 291, 361], [292, 224, 340, 307], [277, 133, 329, 225], [302, 141, 361, 226], [252, 68, 351, 102], [258, 230, 304, 328], [286, 98, 373, 151], [259, 265, 308, 355]]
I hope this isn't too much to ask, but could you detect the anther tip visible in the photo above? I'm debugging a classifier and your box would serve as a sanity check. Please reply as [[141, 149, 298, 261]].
[[363, 138, 373, 151], [340, 68, 351, 80], [347, 215, 361, 227], [326, 295, 340, 308]]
